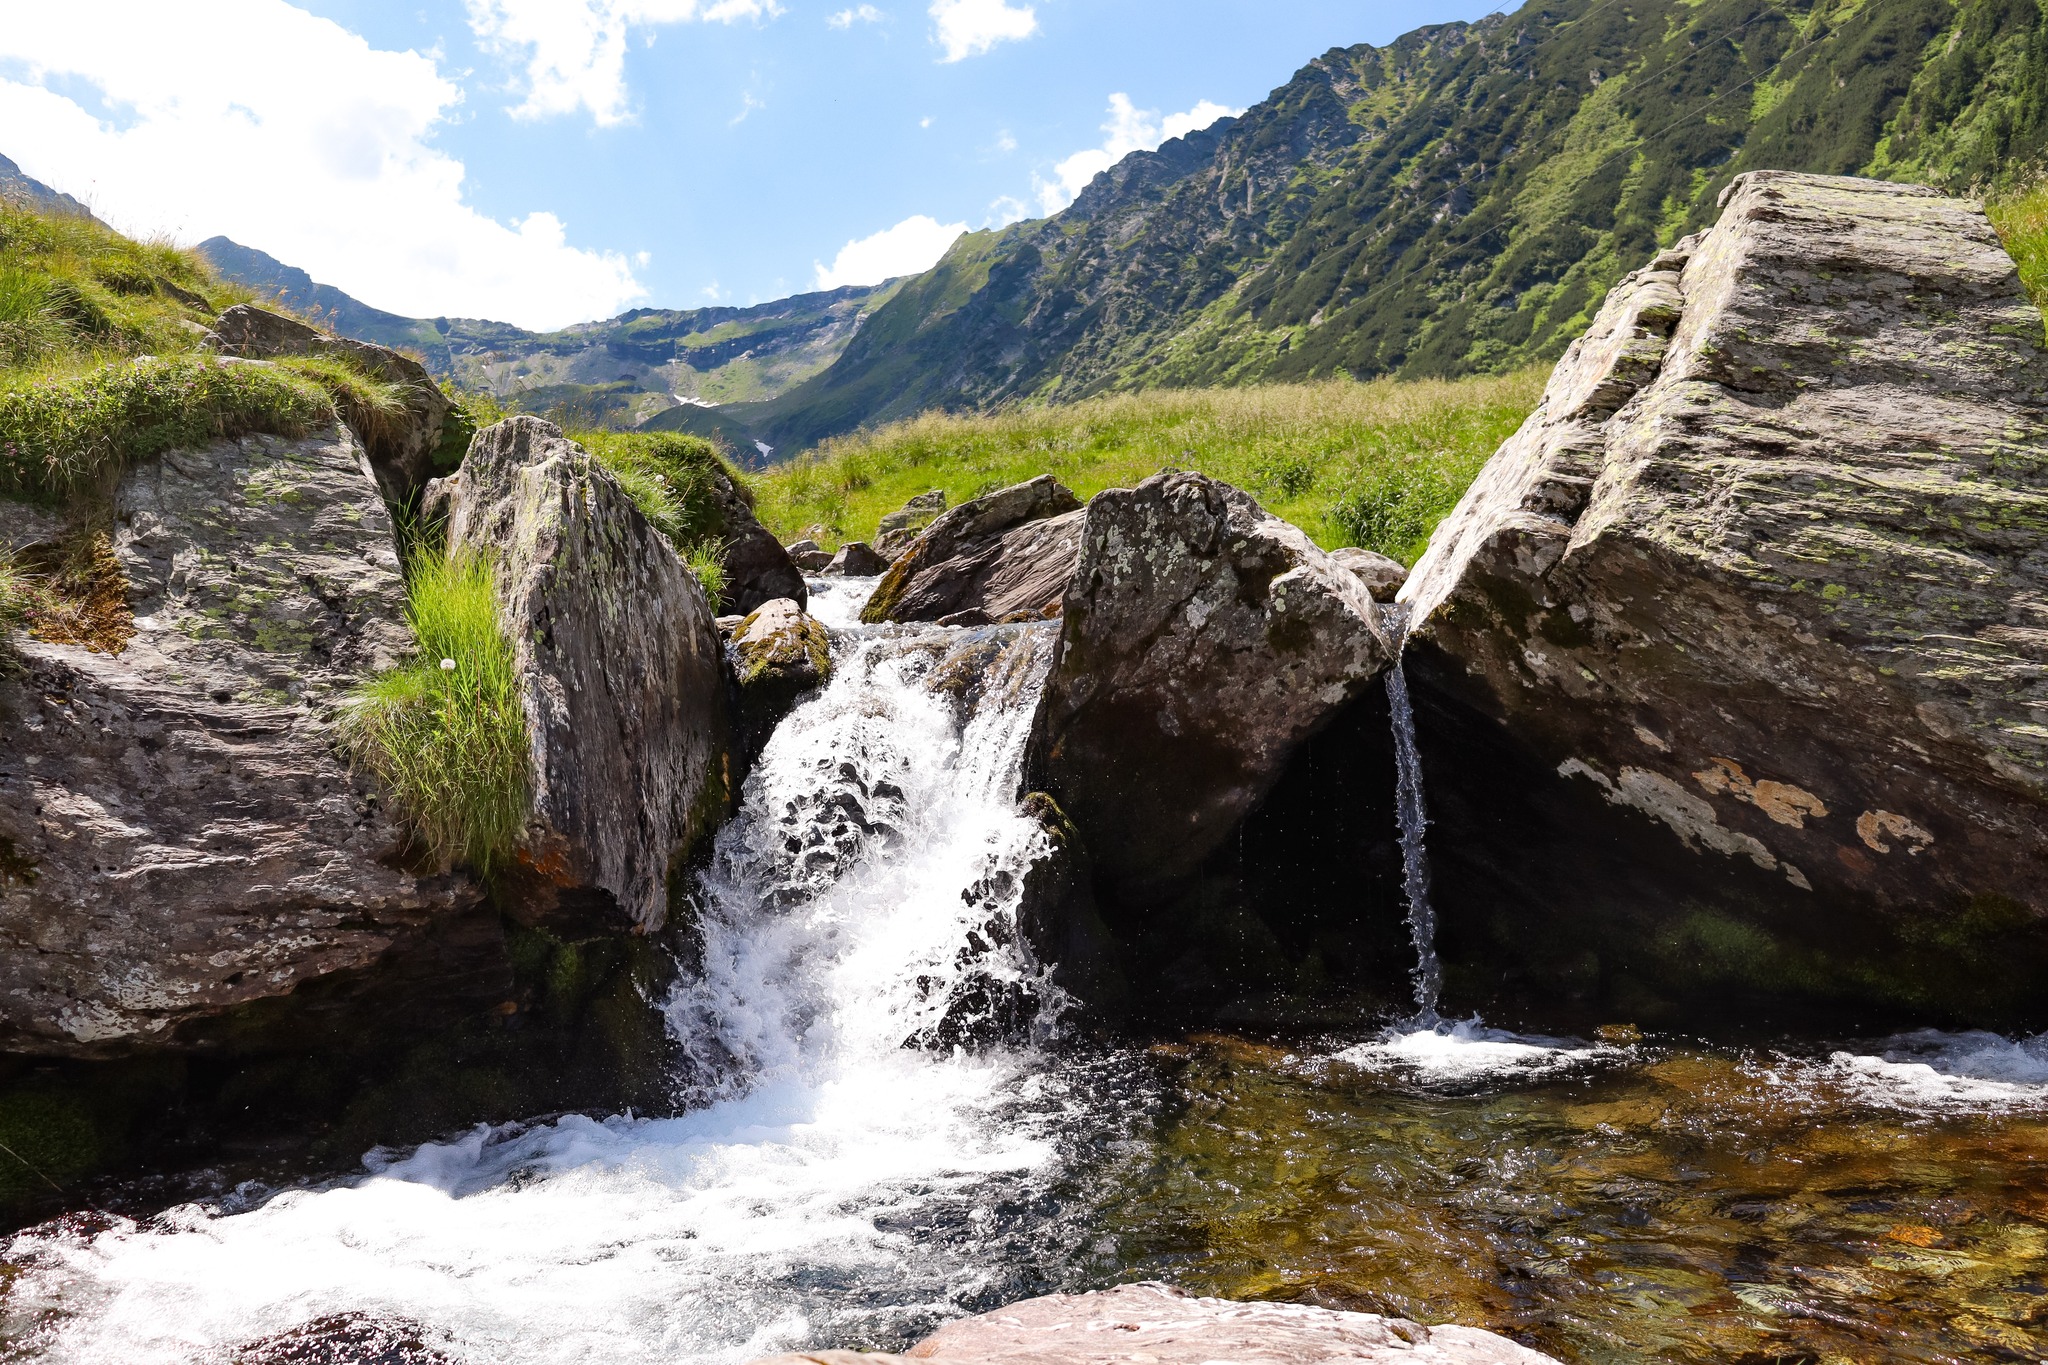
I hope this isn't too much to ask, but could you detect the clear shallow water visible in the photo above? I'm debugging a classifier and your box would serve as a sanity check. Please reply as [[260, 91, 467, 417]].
[[6, 594, 2048, 1363]]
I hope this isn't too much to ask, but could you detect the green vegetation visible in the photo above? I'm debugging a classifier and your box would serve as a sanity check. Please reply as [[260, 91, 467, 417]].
[[344, 552, 529, 875], [1989, 176, 2048, 313], [575, 429, 741, 602], [753, 372, 1541, 563], [0, 201, 418, 506]]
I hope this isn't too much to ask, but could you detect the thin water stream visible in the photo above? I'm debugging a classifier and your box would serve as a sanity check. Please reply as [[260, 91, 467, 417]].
[[3, 581, 2048, 1364]]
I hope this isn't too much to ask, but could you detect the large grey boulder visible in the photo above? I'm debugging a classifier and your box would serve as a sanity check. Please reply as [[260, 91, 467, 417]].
[[205, 304, 451, 509], [863, 475, 1083, 623], [707, 468, 807, 615], [1028, 472, 1393, 895], [427, 417, 729, 933], [874, 487, 947, 559], [0, 425, 487, 1058], [1399, 171, 2048, 1024], [1329, 546, 1407, 601], [748, 1284, 1554, 1365]]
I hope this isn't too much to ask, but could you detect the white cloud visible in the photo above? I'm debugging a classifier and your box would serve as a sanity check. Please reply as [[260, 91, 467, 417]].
[[827, 4, 882, 26], [1036, 93, 1241, 214], [467, 0, 782, 126], [994, 130, 1018, 153], [929, 0, 1035, 62], [986, 195, 1028, 227], [814, 214, 964, 289], [0, 0, 645, 329]]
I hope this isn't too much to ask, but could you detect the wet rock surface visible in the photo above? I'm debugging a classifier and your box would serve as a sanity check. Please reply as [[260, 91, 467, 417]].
[[1329, 546, 1407, 601], [204, 304, 451, 509], [824, 540, 892, 576], [727, 597, 831, 769], [0, 425, 489, 1058], [1400, 171, 2048, 1025], [751, 1284, 1555, 1365], [1028, 471, 1392, 896], [863, 476, 1083, 624], [427, 417, 730, 933]]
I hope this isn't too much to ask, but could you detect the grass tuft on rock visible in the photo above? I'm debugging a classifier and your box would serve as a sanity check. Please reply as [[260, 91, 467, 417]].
[[1989, 177, 2048, 320], [577, 429, 742, 605], [750, 373, 1542, 564], [345, 551, 529, 876]]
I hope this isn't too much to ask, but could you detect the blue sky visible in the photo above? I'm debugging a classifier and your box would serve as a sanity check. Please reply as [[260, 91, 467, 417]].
[[1, 1, 1500, 329]]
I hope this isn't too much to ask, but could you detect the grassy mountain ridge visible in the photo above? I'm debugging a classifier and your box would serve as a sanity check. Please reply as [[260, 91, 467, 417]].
[[755, 0, 2048, 449], [194, 235, 900, 436]]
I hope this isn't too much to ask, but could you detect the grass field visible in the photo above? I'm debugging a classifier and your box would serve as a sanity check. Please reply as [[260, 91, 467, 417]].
[[749, 372, 1544, 565]]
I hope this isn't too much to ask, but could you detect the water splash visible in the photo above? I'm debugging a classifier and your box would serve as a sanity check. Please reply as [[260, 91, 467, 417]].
[[1382, 616, 1441, 1026], [0, 617, 1076, 1365]]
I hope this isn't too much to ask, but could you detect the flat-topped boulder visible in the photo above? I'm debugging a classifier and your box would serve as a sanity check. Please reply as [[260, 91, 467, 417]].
[[862, 475, 1083, 623], [426, 417, 730, 933], [1399, 171, 2048, 1025], [749, 1284, 1554, 1365]]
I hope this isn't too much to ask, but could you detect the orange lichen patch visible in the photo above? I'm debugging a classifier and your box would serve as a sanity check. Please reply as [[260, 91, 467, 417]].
[[1884, 1224, 1942, 1247], [1692, 757, 1829, 828], [21, 532, 133, 656], [1857, 809, 1934, 855]]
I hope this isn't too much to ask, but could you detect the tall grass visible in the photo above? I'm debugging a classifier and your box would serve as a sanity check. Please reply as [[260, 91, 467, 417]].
[[575, 429, 742, 604], [344, 552, 529, 876], [1989, 178, 2048, 317], [0, 553, 32, 633], [752, 373, 1542, 564]]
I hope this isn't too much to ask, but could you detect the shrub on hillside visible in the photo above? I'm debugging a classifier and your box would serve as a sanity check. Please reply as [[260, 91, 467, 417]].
[[344, 552, 529, 876]]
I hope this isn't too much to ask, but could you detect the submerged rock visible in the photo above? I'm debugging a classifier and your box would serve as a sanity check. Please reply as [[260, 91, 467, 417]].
[[874, 487, 947, 559], [727, 596, 831, 767], [1400, 171, 2048, 1025], [1028, 471, 1393, 896], [204, 304, 451, 509], [862, 475, 1083, 624], [749, 1284, 1554, 1365], [427, 417, 730, 933], [1330, 546, 1407, 601], [0, 425, 488, 1058]]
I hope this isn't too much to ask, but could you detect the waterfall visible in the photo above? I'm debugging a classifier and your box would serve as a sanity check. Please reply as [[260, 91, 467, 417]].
[[1384, 614, 1442, 1026], [0, 608, 1083, 1365]]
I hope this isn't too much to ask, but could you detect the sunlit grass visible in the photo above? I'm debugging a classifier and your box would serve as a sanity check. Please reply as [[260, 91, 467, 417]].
[[344, 552, 529, 876], [751, 373, 1542, 564], [576, 428, 743, 605]]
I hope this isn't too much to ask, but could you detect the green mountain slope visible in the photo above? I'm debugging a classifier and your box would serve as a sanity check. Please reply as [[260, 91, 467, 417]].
[[195, 235, 899, 435], [759, 0, 2048, 449]]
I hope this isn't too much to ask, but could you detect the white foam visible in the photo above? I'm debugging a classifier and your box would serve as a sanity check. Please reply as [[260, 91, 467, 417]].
[[1819, 1029, 2048, 1110], [1333, 1017, 1615, 1084], [1, 627, 1065, 1365], [802, 575, 881, 631]]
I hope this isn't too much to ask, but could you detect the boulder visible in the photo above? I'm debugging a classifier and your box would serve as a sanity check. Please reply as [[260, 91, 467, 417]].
[[0, 424, 487, 1058], [823, 540, 892, 576], [727, 597, 831, 767], [707, 468, 807, 615], [425, 417, 730, 933], [1398, 171, 2048, 1025], [875, 488, 948, 559], [204, 304, 451, 510], [862, 476, 1084, 624], [749, 1284, 1554, 1365], [1330, 546, 1407, 601], [783, 539, 833, 573], [1028, 472, 1393, 895]]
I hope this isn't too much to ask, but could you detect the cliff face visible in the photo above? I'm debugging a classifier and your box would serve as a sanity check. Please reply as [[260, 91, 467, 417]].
[[759, 0, 2048, 449]]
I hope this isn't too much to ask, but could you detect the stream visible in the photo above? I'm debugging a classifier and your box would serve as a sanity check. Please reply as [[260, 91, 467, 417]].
[[5, 576, 2048, 1363]]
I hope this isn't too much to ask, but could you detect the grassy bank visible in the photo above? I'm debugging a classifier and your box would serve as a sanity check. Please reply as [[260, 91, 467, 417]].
[[750, 372, 1543, 564]]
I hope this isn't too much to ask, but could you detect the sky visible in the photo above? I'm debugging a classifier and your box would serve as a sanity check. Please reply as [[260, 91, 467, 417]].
[[0, 0, 1503, 331]]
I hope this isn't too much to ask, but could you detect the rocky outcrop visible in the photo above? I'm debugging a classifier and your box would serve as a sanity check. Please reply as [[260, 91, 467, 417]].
[[823, 541, 891, 576], [1399, 171, 2048, 1025], [707, 469, 807, 615], [750, 1284, 1554, 1365], [783, 539, 832, 573], [426, 417, 730, 933], [0, 425, 487, 1058], [727, 597, 830, 766], [204, 304, 451, 509], [1029, 472, 1393, 895], [875, 488, 946, 559], [1330, 547, 1406, 601], [863, 476, 1083, 624]]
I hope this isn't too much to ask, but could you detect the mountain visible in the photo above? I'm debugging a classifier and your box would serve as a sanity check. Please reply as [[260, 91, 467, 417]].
[[754, 0, 2048, 448], [0, 153, 100, 222], [195, 236, 901, 446]]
